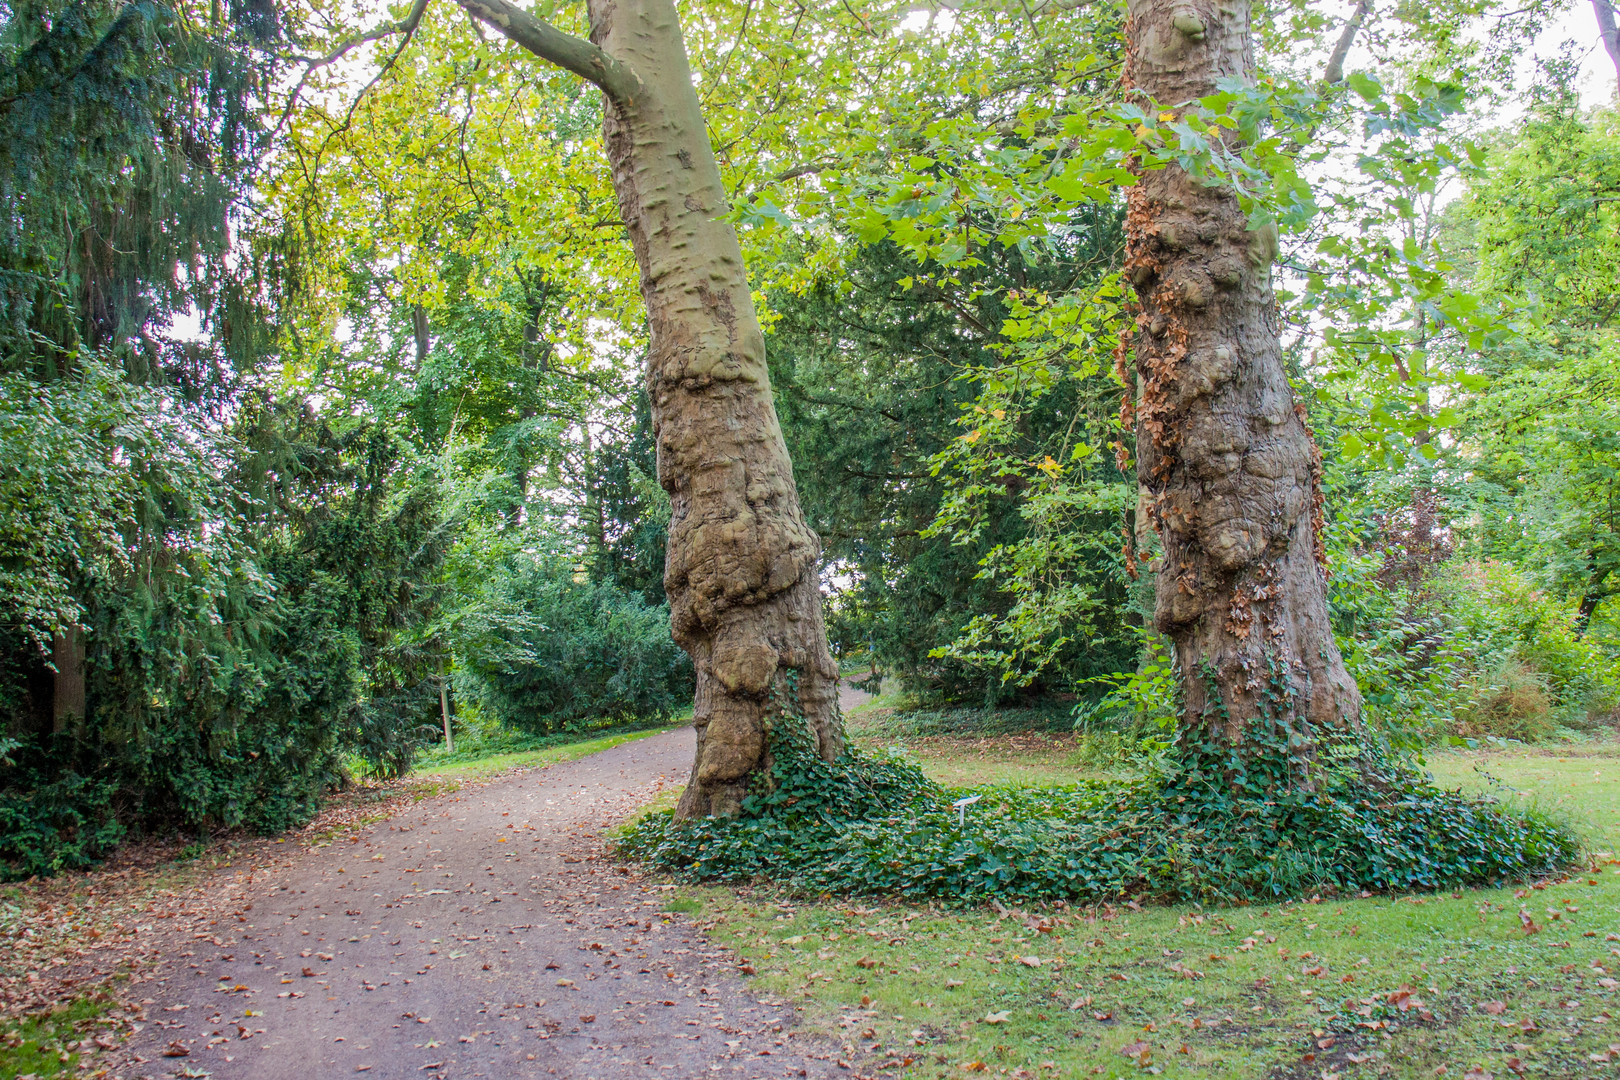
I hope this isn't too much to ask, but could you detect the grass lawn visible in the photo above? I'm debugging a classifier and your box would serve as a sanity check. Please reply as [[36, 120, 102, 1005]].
[[665, 711, 1620, 1080], [412, 722, 679, 780], [0, 992, 125, 1079]]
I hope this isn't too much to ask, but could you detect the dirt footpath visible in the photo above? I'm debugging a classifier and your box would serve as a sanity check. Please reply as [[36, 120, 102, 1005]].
[[114, 728, 846, 1080]]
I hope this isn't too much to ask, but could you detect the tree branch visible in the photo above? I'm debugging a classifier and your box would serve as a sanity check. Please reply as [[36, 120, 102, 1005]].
[[1323, 0, 1372, 85], [453, 0, 642, 108], [1595, 0, 1620, 100], [270, 0, 431, 145]]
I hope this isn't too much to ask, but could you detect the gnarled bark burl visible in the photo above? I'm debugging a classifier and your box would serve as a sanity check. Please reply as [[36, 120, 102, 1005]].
[[1123, 0, 1363, 770], [458, 0, 841, 816]]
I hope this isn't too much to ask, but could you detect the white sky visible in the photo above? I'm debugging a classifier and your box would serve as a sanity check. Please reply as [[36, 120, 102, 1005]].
[[1516, 2, 1615, 109]]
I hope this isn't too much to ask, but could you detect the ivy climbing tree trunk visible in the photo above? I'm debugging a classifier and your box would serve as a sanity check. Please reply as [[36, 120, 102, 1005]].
[[1122, 0, 1363, 774], [456, 0, 842, 817]]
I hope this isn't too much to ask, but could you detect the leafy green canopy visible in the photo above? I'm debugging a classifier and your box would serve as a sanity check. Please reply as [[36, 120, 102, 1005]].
[[1450, 97, 1620, 631], [767, 237, 1137, 702]]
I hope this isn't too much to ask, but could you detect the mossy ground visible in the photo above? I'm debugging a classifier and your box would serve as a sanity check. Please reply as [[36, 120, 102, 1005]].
[[654, 708, 1620, 1079]]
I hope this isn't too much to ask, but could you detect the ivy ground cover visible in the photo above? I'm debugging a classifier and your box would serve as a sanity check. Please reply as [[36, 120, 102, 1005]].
[[655, 741, 1620, 1080]]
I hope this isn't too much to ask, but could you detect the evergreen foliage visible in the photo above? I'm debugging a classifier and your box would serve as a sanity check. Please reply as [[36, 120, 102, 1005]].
[[0, 409, 449, 878], [454, 556, 692, 735], [0, 0, 462, 878], [0, 0, 273, 376], [768, 235, 1135, 705]]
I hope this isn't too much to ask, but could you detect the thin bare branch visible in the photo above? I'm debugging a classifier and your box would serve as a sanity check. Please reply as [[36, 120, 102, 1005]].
[[269, 0, 430, 145]]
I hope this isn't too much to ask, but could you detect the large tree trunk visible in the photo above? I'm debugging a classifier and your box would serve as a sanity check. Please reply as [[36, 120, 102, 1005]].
[[1123, 0, 1362, 776], [458, 0, 841, 817], [586, 0, 840, 817]]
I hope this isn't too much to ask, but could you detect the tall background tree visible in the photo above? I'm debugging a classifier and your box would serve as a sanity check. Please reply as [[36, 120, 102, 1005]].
[[0, 0, 454, 876]]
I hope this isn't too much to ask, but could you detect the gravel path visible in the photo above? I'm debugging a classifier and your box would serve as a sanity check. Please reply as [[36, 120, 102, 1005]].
[[114, 725, 858, 1080]]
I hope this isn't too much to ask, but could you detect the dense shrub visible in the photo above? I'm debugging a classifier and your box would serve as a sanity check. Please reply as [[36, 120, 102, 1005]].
[[1, 421, 449, 881], [1454, 657, 1557, 742], [456, 560, 693, 734], [1325, 531, 1619, 745], [620, 685, 1581, 903], [1443, 562, 1619, 732], [0, 737, 123, 878]]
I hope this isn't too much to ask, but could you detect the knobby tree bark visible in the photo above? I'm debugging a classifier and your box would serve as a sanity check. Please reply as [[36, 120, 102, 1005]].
[[1122, 0, 1363, 774], [455, 0, 842, 816]]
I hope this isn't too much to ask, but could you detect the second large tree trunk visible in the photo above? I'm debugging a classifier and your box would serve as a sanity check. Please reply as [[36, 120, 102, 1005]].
[[1123, 0, 1362, 777], [586, 0, 841, 817]]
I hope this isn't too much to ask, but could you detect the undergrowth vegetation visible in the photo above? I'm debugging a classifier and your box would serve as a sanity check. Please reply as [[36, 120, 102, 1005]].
[[1326, 524, 1620, 747], [618, 683, 1582, 903]]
